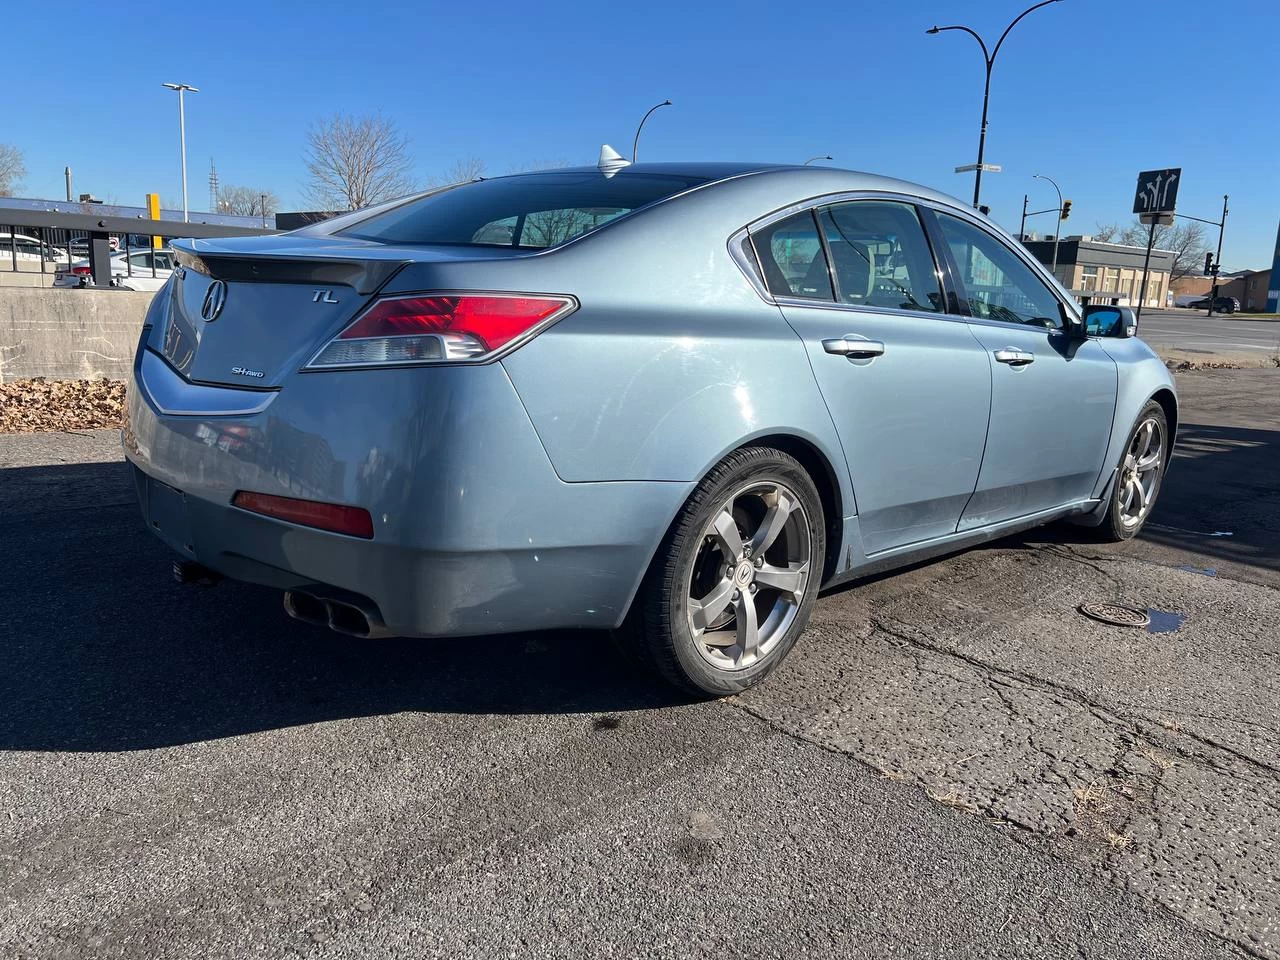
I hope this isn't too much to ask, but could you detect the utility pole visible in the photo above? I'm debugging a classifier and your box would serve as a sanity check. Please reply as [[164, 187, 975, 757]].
[[162, 82, 199, 222], [1033, 174, 1064, 276], [1019, 194, 1029, 239], [1207, 195, 1228, 317], [1173, 195, 1229, 316], [260, 193, 268, 229]]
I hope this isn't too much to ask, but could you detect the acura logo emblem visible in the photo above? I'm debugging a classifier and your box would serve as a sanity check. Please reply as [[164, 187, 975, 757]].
[[201, 280, 228, 322]]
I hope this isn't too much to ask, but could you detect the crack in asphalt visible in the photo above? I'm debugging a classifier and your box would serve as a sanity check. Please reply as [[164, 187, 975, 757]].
[[870, 613, 1280, 787]]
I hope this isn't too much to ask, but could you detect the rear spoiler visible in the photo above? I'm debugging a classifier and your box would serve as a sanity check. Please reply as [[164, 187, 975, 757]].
[[172, 247, 406, 295]]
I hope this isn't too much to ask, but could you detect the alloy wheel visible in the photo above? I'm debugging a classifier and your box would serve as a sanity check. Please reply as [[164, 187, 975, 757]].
[[685, 481, 811, 671], [1119, 417, 1164, 529]]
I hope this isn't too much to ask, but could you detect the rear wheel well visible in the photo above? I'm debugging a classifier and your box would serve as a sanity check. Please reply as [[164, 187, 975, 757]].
[[737, 434, 843, 584]]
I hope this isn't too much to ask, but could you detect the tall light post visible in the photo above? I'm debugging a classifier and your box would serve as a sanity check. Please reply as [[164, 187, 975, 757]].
[[162, 82, 199, 222], [632, 99, 671, 162], [804, 155, 833, 165], [927, 0, 1063, 209], [1033, 173, 1063, 275]]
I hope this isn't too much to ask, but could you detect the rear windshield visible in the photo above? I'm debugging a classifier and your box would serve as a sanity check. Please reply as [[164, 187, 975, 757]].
[[339, 172, 707, 249]]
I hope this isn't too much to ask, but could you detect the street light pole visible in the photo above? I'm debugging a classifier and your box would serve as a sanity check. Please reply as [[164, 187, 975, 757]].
[[927, 0, 1064, 209], [632, 99, 672, 163], [1033, 173, 1063, 275], [162, 82, 199, 222]]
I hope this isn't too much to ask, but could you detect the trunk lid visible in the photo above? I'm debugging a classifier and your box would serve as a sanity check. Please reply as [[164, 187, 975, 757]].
[[161, 235, 531, 388]]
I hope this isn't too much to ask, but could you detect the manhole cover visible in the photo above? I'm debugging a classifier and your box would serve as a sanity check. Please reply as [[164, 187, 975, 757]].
[[1079, 602, 1151, 628]]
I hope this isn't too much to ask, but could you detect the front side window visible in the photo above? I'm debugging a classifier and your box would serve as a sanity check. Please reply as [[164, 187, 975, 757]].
[[750, 211, 833, 301], [816, 201, 942, 312], [936, 214, 1064, 328]]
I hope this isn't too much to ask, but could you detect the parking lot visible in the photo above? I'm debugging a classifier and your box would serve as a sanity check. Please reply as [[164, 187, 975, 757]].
[[1, 367, 1277, 959]]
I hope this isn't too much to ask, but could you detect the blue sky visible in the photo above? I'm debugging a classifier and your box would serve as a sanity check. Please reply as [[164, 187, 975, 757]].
[[8, 0, 1278, 268]]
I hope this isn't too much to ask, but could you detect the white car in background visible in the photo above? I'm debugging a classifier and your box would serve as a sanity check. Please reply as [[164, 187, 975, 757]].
[[68, 235, 122, 257], [0, 232, 67, 264], [52, 249, 174, 291]]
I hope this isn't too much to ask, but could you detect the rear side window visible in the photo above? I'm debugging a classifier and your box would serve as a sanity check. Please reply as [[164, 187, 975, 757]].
[[340, 172, 708, 249], [816, 201, 943, 312], [750, 211, 834, 301]]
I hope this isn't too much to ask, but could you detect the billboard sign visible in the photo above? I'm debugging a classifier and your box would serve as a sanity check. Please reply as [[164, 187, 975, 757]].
[[1133, 168, 1181, 215]]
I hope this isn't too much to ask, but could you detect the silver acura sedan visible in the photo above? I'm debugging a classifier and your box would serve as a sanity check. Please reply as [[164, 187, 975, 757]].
[[125, 159, 1175, 696]]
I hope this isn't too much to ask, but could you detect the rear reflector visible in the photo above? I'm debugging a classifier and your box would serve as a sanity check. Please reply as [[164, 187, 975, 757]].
[[232, 491, 374, 539], [306, 293, 574, 369]]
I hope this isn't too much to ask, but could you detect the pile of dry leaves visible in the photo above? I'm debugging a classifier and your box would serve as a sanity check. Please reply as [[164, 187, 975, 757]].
[[0, 378, 127, 433]]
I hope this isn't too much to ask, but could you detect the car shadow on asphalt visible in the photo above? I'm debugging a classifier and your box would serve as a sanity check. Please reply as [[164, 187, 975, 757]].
[[996, 420, 1280, 575], [823, 420, 1280, 594], [3, 417, 1274, 752], [0, 460, 691, 753]]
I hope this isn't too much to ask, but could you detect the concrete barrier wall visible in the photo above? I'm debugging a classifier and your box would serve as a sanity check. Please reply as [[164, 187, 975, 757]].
[[0, 287, 154, 382]]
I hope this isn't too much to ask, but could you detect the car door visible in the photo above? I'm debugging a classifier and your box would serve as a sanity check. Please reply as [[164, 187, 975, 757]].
[[120, 251, 163, 291], [929, 210, 1118, 529], [750, 198, 992, 556]]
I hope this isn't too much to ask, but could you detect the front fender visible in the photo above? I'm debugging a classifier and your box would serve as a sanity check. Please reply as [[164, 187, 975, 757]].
[[1091, 337, 1177, 500]]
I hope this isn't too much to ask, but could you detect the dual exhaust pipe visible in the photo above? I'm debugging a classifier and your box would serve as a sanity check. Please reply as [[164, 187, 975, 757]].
[[283, 589, 391, 639]]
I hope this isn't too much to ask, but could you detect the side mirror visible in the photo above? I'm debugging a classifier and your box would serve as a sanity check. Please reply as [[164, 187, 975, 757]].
[[1082, 304, 1137, 339]]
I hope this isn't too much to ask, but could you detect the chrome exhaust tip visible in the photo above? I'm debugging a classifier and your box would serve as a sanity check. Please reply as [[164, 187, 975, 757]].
[[282, 589, 391, 639], [283, 589, 329, 627]]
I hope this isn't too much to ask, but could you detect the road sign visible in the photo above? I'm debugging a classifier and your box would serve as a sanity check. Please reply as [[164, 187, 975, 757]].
[[1138, 212, 1174, 226], [955, 163, 1002, 173], [1133, 168, 1181, 215]]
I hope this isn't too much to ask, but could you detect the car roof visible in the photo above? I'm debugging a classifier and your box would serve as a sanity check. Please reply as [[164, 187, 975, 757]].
[[484, 162, 973, 217]]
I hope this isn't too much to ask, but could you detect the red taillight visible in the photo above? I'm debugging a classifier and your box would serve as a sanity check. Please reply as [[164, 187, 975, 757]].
[[232, 491, 374, 539], [306, 293, 574, 369], [71, 266, 91, 275]]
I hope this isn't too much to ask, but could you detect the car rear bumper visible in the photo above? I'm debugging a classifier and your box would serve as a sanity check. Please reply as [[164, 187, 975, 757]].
[[124, 346, 690, 637]]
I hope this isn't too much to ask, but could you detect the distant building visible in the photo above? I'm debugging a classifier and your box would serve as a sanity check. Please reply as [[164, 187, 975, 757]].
[[1212, 268, 1272, 311], [1019, 235, 1174, 307]]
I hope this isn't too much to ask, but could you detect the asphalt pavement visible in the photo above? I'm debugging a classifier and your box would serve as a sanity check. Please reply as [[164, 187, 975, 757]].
[[2, 369, 1278, 959], [1138, 309, 1280, 360]]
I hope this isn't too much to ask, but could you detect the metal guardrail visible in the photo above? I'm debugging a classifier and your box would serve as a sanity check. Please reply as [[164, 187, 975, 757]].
[[1, 207, 277, 288]]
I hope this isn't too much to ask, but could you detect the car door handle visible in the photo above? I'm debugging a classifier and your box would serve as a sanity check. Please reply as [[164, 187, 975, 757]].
[[993, 348, 1035, 366], [823, 338, 886, 359]]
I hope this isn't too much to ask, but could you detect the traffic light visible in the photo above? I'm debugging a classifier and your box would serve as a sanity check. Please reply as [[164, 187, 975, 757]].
[[1059, 200, 1072, 220], [1205, 252, 1215, 275]]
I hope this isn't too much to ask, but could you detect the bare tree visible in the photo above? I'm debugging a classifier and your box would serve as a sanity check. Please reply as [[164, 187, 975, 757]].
[[1091, 222, 1120, 243], [1092, 219, 1209, 281], [505, 158, 572, 174], [217, 185, 280, 217], [428, 157, 486, 187], [304, 113, 414, 210], [0, 143, 26, 197]]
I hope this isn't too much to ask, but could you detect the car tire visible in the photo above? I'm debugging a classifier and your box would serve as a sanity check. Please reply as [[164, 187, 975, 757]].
[[1096, 400, 1169, 542], [617, 446, 825, 697]]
